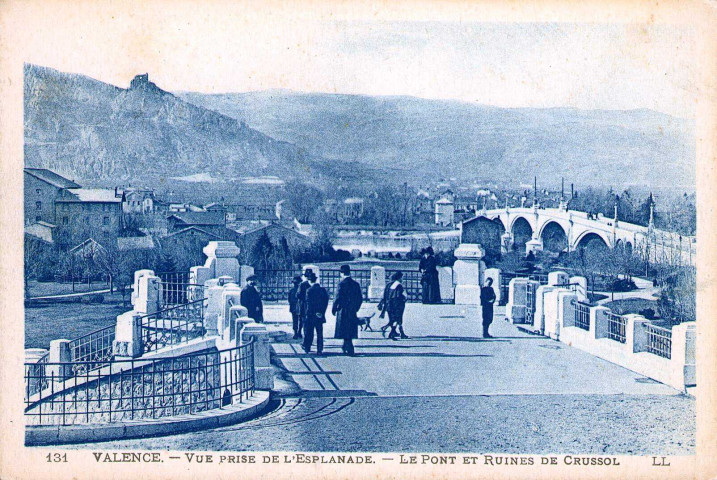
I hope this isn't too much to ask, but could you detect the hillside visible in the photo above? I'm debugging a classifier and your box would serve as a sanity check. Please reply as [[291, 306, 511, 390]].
[[179, 90, 695, 189], [23, 65, 377, 188]]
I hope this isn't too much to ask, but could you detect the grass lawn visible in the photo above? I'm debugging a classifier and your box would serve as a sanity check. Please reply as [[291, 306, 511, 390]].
[[25, 293, 128, 349], [26, 280, 111, 298], [603, 298, 659, 316]]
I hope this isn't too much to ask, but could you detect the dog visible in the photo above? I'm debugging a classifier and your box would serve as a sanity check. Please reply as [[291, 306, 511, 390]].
[[356, 312, 375, 331]]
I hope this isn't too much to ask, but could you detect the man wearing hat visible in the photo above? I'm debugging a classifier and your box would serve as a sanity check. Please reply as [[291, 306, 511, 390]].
[[303, 270, 329, 355], [240, 275, 264, 323], [298, 268, 313, 337], [288, 275, 303, 339], [332, 264, 363, 355]]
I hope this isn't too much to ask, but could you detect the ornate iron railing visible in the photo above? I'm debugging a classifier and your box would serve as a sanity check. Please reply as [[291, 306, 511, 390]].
[[67, 325, 116, 375], [26, 353, 50, 397], [138, 298, 207, 354], [645, 324, 672, 359], [573, 300, 591, 331], [24, 342, 255, 426], [157, 271, 205, 306], [606, 311, 627, 343], [525, 281, 538, 325]]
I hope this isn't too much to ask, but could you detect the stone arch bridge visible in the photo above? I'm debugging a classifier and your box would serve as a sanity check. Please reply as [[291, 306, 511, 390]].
[[461, 207, 695, 266]]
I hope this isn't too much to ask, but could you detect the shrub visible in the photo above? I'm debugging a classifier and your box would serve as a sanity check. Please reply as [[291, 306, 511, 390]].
[[611, 278, 637, 292]]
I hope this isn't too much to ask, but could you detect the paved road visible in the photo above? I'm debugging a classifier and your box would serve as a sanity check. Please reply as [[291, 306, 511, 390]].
[[70, 304, 695, 454]]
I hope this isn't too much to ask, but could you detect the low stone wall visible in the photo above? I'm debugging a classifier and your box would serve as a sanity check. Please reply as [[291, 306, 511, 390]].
[[507, 275, 696, 391]]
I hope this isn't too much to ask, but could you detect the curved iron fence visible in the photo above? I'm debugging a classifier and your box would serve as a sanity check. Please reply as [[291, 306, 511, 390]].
[[68, 325, 116, 375], [138, 298, 207, 354], [24, 342, 254, 426]]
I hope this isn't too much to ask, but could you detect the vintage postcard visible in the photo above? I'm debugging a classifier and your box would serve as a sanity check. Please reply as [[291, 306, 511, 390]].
[[1, 0, 716, 479]]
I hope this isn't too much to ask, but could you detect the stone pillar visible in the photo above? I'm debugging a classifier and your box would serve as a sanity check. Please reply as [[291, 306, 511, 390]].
[[189, 265, 211, 287], [218, 284, 243, 337], [548, 271, 569, 287], [505, 277, 528, 323], [188, 266, 211, 301], [533, 285, 556, 333], [484, 268, 501, 304], [239, 265, 255, 288], [626, 315, 650, 353], [134, 274, 161, 314], [560, 293, 579, 329], [500, 232, 513, 255], [131, 269, 154, 307], [113, 311, 143, 358], [671, 322, 696, 388], [453, 243, 484, 305], [525, 238, 543, 256], [47, 339, 71, 380], [241, 323, 274, 390], [368, 266, 386, 301], [592, 306, 611, 339], [543, 289, 563, 339], [438, 266, 454, 302], [204, 283, 225, 337], [203, 241, 241, 281]]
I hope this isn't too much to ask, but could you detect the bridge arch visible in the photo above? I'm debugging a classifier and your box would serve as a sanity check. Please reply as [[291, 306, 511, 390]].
[[511, 216, 533, 252], [573, 231, 610, 252], [539, 220, 568, 253]]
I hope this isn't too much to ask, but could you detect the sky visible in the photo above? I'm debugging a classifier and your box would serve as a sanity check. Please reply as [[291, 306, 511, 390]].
[[15, 5, 697, 118]]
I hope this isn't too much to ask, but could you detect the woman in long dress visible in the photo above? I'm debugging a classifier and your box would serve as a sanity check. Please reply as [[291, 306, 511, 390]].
[[379, 271, 408, 340], [419, 247, 441, 304]]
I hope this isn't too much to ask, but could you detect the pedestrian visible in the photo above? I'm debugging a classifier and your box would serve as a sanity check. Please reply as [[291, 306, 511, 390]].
[[302, 271, 329, 355], [332, 264, 363, 356], [240, 275, 264, 323], [419, 246, 441, 304], [298, 268, 313, 337], [379, 271, 408, 340], [480, 277, 496, 338], [288, 275, 303, 339]]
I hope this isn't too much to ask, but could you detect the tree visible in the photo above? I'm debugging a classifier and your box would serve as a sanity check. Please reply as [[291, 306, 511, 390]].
[[284, 180, 324, 223]]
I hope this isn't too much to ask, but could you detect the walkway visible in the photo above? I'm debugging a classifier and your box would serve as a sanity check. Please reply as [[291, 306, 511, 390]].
[[68, 303, 695, 453]]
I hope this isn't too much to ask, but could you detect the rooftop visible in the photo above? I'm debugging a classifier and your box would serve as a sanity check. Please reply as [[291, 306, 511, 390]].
[[24, 168, 81, 189], [56, 188, 123, 203], [168, 211, 225, 226]]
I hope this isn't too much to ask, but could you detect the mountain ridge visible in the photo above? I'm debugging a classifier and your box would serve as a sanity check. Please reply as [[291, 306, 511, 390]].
[[178, 90, 695, 189], [23, 64, 378, 188]]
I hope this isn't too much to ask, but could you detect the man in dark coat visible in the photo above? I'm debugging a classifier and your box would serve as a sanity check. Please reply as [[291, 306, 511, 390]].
[[480, 277, 497, 338], [297, 268, 313, 334], [302, 271, 329, 355], [288, 275, 303, 339], [240, 275, 264, 323], [332, 265, 363, 355]]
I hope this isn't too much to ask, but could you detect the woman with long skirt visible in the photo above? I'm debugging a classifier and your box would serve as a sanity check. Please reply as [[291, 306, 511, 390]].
[[419, 246, 441, 304], [379, 271, 408, 340]]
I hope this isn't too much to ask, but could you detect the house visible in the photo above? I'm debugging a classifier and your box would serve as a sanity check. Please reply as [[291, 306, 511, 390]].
[[23, 168, 80, 225], [434, 197, 454, 227], [122, 188, 156, 214], [235, 222, 312, 258], [24, 168, 126, 248], [117, 235, 156, 251], [55, 188, 124, 248], [25, 221, 56, 244], [166, 211, 238, 242]]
